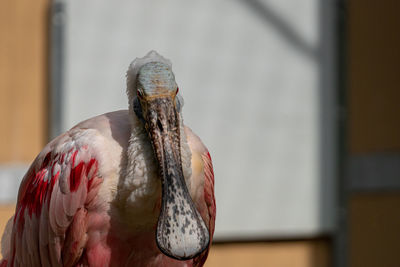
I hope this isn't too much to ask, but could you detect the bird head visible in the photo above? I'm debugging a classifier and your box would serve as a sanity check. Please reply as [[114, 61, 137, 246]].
[[126, 51, 209, 260], [134, 61, 182, 121]]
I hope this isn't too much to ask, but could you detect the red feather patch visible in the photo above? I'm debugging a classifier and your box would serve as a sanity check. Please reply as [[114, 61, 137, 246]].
[[14, 150, 98, 234]]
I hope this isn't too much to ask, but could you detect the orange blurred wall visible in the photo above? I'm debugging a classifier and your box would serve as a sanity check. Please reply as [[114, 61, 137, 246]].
[[0, 0, 49, 163]]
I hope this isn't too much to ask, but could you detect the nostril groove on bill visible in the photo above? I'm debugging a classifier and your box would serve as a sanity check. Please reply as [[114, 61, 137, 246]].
[[157, 119, 164, 131]]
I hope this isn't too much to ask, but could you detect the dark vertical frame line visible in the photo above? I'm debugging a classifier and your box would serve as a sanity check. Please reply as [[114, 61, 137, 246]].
[[333, 0, 348, 266], [49, 0, 65, 139]]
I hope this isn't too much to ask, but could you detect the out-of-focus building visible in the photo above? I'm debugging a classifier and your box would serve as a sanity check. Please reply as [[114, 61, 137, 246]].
[[0, 1, 399, 267]]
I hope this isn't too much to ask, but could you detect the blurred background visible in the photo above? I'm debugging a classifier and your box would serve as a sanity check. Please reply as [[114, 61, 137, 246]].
[[0, 0, 399, 266]]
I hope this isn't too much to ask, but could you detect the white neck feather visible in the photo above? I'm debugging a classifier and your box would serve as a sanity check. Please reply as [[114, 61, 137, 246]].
[[117, 113, 192, 227]]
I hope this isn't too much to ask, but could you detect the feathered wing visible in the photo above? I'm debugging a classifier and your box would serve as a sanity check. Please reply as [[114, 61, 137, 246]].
[[202, 151, 216, 242], [3, 135, 102, 267], [184, 127, 216, 267], [193, 150, 216, 267]]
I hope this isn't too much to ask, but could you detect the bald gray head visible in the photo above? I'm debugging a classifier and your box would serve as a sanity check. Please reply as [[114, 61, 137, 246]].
[[133, 61, 183, 121], [136, 62, 178, 98]]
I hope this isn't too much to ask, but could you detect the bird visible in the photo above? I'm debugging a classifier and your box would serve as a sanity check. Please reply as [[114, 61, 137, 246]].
[[0, 51, 216, 267]]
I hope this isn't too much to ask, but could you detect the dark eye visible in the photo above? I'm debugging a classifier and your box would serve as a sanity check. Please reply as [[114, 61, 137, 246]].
[[176, 87, 179, 95], [137, 90, 143, 99]]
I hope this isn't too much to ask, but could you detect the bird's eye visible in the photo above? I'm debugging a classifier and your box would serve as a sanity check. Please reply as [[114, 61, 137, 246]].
[[137, 90, 143, 99], [176, 87, 179, 95]]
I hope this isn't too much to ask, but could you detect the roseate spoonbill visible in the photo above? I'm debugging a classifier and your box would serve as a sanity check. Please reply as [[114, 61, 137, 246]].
[[0, 51, 216, 266]]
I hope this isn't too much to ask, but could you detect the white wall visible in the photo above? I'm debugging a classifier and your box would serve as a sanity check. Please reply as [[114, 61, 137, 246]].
[[65, 0, 337, 240]]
